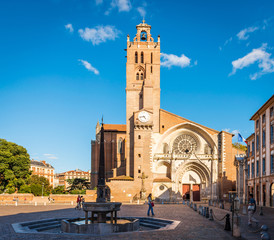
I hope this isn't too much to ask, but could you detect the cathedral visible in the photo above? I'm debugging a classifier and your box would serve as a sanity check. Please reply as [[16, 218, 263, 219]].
[[91, 21, 240, 202]]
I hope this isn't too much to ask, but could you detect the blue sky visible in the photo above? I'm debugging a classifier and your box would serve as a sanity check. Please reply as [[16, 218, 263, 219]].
[[0, 0, 274, 173]]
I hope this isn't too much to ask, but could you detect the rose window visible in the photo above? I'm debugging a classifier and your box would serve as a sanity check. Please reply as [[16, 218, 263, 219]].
[[172, 134, 198, 154]]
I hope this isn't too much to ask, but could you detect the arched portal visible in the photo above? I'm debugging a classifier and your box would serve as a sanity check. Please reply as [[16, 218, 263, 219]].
[[175, 161, 210, 202]]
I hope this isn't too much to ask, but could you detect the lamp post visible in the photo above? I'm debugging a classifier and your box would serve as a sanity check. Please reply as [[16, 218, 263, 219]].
[[42, 183, 44, 198]]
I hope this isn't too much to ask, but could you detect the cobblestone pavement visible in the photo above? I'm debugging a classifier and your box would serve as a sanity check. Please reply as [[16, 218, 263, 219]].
[[0, 204, 236, 240], [205, 204, 274, 240]]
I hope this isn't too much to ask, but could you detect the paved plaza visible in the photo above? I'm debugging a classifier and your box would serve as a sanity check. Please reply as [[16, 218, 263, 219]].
[[0, 204, 235, 240], [0, 203, 273, 239]]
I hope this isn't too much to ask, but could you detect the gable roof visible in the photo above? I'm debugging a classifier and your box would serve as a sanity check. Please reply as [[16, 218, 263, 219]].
[[160, 109, 220, 134], [103, 124, 126, 132]]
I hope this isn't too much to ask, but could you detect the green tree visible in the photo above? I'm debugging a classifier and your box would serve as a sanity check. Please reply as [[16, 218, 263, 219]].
[[0, 139, 31, 193], [66, 178, 90, 191], [232, 143, 247, 152], [52, 185, 66, 194], [27, 175, 52, 196]]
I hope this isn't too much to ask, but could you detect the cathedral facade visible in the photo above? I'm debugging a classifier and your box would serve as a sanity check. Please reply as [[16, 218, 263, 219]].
[[91, 21, 238, 202]]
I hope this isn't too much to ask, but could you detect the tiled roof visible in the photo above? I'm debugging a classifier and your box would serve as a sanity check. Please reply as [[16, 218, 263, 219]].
[[109, 175, 134, 181], [30, 160, 54, 169], [153, 177, 172, 183], [103, 124, 126, 132]]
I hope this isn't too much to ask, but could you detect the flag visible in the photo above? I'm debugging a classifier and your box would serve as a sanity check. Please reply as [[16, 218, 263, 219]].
[[238, 133, 247, 144]]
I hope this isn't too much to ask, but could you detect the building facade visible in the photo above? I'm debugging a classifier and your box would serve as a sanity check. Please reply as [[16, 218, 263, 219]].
[[246, 95, 274, 207], [91, 21, 240, 202], [57, 169, 91, 189], [30, 160, 55, 186]]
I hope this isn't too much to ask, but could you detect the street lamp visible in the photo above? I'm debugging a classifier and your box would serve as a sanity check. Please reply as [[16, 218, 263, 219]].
[[42, 183, 44, 198]]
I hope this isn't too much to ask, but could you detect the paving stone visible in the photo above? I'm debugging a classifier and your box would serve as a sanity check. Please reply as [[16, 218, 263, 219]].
[[0, 204, 237, 239]]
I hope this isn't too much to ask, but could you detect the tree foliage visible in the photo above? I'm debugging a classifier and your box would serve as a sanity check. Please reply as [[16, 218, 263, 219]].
[[66, 178, 90, 191], [232, 143, 247, 152], [0, 139, 31, 193], [27, 175, 52, 196], [52, 185, 66, 194]]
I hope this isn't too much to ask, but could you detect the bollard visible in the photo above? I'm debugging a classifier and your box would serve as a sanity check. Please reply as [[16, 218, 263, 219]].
[[259, 206, 263, 216], [71, 201, 73, 205], [190, 202, 193, 208], [187, 201, 189, 206], [242, 205, 247, 215], [203, 207, 206, 217], [137, 199, 140, 205], [260, 225, 271, 240], [15, 201, 18, 207], [162, 200, 164, 204], [224, 214, 231, 231], [183, 200, 185, 205], [194, 204, 197, 211], [35, 202, 37, 206], [199, 206, 202, 215], [205, 207, 209, 218], [209, 209, 213, 221], [44, 202, 46, 206], [214, 201, 216, 207], [232, 215, 241, 237]]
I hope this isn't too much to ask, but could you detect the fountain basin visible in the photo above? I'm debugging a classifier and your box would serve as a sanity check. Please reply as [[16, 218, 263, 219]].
[[61, 217, 139, 234]]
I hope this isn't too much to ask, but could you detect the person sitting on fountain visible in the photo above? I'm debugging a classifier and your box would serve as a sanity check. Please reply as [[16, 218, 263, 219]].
[[147, 193, 155, 217]]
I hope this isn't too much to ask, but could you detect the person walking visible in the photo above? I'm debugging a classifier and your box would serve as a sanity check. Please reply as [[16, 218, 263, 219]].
[[75, 195, 81, 210], [147, 193, 155, 217], [248, 193, 258, 226]]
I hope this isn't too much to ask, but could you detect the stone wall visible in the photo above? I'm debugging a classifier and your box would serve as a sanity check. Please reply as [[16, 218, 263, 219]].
[[50, 190, 97, 202]]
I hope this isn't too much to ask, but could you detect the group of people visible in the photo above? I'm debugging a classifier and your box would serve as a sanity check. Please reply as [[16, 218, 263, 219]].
[[147, 192, 260, 226], [72, 192, 259, 225], [75, 195, 85, 210]]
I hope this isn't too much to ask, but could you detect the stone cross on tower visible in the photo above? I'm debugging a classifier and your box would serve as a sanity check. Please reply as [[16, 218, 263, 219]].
[[138, 172, 148, 200]]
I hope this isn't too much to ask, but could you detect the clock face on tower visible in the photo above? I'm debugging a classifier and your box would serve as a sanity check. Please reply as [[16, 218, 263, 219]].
[[138, 111, 150, 123]]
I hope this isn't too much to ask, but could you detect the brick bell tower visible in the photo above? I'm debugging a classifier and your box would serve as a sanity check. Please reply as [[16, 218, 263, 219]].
[[125, 20, 161, 180]]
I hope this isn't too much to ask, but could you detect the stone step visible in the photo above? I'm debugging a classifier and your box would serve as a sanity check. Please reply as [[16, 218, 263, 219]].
[[139, 222, 161, 229], [140, 219, 167, 227], [21, 218, 62, 227], [139, 217, 173, 224], [28, 220, 61, 229], [35, 223, 61, 232]]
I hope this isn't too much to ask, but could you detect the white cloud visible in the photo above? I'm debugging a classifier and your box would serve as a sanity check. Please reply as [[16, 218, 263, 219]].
[[78, 25, 120, 45], [232, 130, 239, 135], [43, 153, 58, 160], [111, 0, 131, 12], [137, 6, 146, 18], [161, 53, 192, 68], [230, 43, 274, 80], [224, 37, 232, 46], [95, 0, 103, 5], [237, 26, 259, 40], [79, 59, 99, 75], [65, 23, 74, 33], [222, 128, 230, 132]]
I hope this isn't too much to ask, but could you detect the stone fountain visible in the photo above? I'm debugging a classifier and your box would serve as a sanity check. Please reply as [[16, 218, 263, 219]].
[[61, 122, 139, 234]]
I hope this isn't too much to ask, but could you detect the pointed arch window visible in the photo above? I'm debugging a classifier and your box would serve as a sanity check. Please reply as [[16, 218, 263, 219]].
[[135, 52, 138, 63], [141, 52, 144, 63], [118, 138, 123, 154], [136, 73, 139, 80], [140, 73, 144, 80]]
